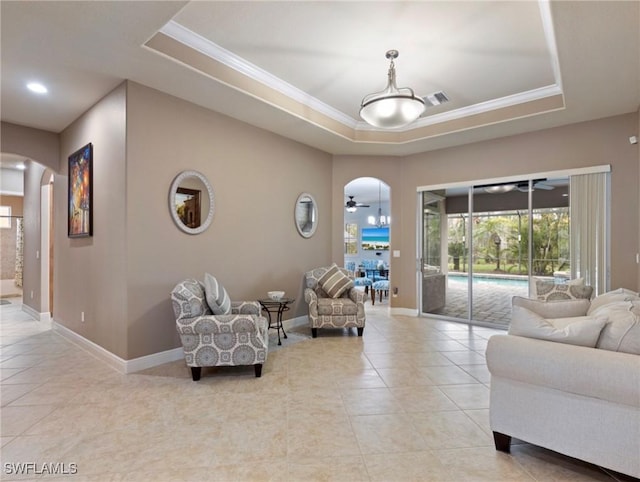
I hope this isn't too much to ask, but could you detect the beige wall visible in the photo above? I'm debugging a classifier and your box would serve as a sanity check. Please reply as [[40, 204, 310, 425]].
[[0, 123, 57, 313], [333, 113, 639, 310], [4, 85, 639, 361], [1, 122, 59, 171], [124, 82, 332, 359], [56, 83, 128, 357]]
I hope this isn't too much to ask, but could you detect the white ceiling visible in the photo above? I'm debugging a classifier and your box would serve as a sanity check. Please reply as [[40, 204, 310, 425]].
[[1, 0, 638, 163]]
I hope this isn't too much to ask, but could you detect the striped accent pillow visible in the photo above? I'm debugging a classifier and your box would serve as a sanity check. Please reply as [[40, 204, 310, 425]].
[[203, 273, 232, 315], [318, 264, 354, 299]]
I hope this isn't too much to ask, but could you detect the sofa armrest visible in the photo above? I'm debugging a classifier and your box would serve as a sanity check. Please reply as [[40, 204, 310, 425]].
[[176, 314, 266, 335], [231, 301, 261, 315], [486, 334, 640, 407], [304, 288, 318, 314], [347, 287, 364, 304]]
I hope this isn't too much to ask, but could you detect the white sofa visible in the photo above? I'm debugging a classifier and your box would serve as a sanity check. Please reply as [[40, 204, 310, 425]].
[[486, 289, 640, 478]]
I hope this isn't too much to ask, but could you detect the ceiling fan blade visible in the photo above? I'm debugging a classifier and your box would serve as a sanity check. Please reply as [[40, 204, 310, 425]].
[[534, 182, 554, 190]]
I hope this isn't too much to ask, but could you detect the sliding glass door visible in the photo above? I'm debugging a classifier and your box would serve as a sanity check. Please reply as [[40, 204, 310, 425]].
[[419, 173, 591, 327]]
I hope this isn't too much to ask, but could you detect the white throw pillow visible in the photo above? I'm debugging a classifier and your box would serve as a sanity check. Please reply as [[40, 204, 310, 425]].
[[203, 273, 231, 315], [512, 296, 590, 318], [510, 305, 606, 347]]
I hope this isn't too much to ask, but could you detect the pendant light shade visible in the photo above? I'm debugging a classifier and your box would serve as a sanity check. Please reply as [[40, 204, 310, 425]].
[[360, 50, 425, 129]]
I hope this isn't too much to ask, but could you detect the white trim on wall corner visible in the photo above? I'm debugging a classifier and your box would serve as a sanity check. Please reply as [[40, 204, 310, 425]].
[[390, 307, 419, 317], [52, 321, 184, 374], [22, 304, 51, 326]]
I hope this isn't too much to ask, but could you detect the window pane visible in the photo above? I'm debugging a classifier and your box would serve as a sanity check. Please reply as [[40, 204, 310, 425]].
[[0, 206, 11, 229]]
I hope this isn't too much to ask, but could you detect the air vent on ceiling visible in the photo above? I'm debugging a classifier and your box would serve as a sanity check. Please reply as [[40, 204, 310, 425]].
[[422, 91, 449, 107]]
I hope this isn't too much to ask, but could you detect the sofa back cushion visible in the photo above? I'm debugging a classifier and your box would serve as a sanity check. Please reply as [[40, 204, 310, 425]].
[[592, 300, 640, 355], [587, 288, 640, 315], [171, 279, 213, 321]]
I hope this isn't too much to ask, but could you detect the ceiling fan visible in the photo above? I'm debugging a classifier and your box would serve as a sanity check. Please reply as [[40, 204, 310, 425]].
[[479, 179, 555, 194], [345, 196, 370, 212], [516, 179, 555, 192]]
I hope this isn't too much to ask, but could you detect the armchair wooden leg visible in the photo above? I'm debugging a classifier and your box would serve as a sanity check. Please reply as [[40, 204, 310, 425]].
[[311, 328, 318, 338], [191, 367, 202, 381], [357, 327, 364, 336], [493, 431, 511, 453], [254, 364, 263, 378]]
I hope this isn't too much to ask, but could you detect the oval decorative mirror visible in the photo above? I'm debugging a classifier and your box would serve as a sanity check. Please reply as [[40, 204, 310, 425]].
[[294, 192, 318, 238], [169, 170, 214, 235]]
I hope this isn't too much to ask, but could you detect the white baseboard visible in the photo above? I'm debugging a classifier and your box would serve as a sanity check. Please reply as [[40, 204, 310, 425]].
[[52, 321, 184, 374], [390, 307, 419, 316], [22, 304, 52, 326]]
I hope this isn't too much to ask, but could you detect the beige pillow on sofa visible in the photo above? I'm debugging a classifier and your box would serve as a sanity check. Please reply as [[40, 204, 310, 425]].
[[512, 296, 590, 318], [318, 264, 354, 298], [510, 305, 606, 347]]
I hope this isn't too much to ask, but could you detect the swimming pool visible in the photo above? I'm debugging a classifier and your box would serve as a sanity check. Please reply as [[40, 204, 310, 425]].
[[448, 273, 530, 288]]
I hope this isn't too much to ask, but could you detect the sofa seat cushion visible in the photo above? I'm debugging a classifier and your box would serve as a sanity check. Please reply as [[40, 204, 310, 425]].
[[317, 298, 358, 316], [591, 300, 640, 355], [510, 305, 606, 347], [486, 335, 640, 408], [318, 264, 354, 298]]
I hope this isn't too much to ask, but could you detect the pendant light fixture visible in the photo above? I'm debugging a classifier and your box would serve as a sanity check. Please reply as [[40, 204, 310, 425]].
[[368, 181, 390, 227], [360, 50, 426, 129]]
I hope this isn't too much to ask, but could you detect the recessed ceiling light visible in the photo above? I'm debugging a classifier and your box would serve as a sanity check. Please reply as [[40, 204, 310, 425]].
[[27, 82, 48, 94]]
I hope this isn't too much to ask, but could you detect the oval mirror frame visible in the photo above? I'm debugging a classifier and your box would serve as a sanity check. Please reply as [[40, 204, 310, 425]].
[[294, 192, 318, 238], [169, 170, 214, 235]]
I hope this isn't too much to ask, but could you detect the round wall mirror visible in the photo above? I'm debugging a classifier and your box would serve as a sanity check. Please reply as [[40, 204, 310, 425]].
[[169, 170, 214, 235], [294, 192, 318, 238]]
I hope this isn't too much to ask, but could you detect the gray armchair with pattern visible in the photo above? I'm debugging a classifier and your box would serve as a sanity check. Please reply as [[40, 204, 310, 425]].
[[304, 265, 366, 338], [170, 279, 269, 381]]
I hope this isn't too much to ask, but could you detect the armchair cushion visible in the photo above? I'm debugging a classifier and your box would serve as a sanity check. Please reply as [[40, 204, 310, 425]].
[[318, 264, 354, 298], [317, 298, 359, 316], [204, 272, 231, 315]]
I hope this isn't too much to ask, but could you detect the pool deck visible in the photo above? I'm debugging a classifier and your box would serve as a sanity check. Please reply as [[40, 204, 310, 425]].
[[429, 277, 529, 327]]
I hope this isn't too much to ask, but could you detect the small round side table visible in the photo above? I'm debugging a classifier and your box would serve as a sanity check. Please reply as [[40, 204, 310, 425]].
[[258, 297, 295, 345]]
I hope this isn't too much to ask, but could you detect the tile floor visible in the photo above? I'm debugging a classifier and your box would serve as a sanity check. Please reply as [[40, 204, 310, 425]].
[[0, 298, 633, 481]]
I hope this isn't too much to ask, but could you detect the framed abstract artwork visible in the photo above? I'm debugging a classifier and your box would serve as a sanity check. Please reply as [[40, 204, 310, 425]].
[[68, 143, 93, 237]]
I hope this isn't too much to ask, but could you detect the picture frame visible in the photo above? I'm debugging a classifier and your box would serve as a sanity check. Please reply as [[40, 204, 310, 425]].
[[362, 226, 390, 251], [68, 143, 93, 237]]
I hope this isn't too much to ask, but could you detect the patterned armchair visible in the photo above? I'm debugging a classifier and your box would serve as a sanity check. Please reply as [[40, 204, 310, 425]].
[[304, 266, 366, 338], [170, 279, 268, 381]]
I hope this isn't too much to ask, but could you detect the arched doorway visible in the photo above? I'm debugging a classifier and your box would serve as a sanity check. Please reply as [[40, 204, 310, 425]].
[[343, 177, 391, 305]]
